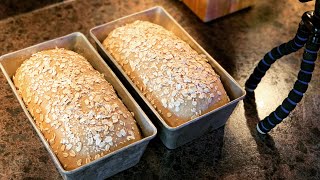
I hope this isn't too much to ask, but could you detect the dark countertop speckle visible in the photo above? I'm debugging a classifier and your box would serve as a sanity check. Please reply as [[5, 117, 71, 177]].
[[0, 0, 319, 179], [0, 0, 64, 20]]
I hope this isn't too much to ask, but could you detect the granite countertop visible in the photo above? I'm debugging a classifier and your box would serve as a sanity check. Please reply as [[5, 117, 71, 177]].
[[0, 0, 319, 179]]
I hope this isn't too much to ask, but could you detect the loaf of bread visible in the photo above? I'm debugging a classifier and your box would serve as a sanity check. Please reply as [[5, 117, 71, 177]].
[[13, 48, 142, 170], [103, 20, 230, 127]]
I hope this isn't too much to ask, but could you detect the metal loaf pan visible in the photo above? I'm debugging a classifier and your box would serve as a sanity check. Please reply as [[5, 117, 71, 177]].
[[90, 6, 245, 149], [0, 32, 157, 179]]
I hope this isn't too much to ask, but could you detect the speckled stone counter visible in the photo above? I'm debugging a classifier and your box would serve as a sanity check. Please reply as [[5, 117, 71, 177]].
[[0, 0, 319, 179], [0, 0, 63, 20]]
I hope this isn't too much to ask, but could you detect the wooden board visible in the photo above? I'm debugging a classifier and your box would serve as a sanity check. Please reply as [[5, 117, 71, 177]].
[[183, 0, 256, 22]]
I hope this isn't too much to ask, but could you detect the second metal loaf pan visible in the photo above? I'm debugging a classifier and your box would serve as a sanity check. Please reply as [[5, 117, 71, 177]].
[[90, 7, 245, 149]]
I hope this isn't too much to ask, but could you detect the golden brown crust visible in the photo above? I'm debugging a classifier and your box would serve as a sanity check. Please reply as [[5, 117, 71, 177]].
[[13, 48, 142, 170], [103, 20, 230, 127]]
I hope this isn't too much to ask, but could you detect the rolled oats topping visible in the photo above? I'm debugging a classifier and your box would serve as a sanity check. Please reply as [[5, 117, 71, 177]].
[[13, 48, 142, 170], [103, 21, 229, 126]]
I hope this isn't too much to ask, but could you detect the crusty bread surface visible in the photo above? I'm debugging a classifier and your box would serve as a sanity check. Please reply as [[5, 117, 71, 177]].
[[103, 20, 230, 127], [13, 48, 142, 170]]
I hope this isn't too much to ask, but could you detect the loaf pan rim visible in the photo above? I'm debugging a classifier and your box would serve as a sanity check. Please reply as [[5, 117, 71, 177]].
[[0, 32, 157, 175], [89, 6, 246, 131]]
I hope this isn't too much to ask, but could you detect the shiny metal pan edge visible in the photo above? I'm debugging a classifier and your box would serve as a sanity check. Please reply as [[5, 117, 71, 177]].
[[90, 6, 245, 149], [0, 32, 157, 179]]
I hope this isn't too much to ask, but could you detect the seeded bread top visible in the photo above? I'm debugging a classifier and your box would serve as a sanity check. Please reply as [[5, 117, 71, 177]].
[[13, 48, 141, 170], [103, 20, 229, 127]]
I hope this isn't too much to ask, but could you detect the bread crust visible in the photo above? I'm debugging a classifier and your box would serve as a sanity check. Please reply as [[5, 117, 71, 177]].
[[13, 48, 142, 170], [103, 20, 230, 127]]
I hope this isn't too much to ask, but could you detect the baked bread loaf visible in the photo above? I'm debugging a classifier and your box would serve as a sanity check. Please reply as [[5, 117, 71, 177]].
[[103, 20, 230, 127], [13, 48, 142, 170]]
